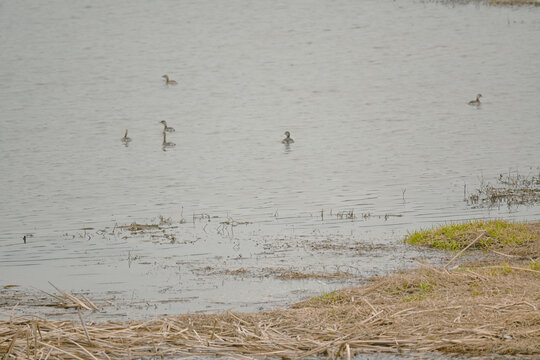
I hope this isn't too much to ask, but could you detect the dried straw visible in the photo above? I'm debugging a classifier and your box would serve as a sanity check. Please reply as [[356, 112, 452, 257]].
[[2, 223, 538, 359], [1, 261, 538, 359]]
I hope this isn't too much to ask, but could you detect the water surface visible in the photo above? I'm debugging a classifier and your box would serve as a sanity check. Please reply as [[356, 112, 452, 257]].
[[1, 0, 539, 317]]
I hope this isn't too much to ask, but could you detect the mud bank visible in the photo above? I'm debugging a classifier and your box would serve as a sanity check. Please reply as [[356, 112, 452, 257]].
[[1, 221, 538, 359]]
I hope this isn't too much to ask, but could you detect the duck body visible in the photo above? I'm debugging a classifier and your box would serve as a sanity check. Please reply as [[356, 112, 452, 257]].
[[162, 74, 177, 85], [121, 129, 132, 143], [160, 120, 175, 132], [468, 93, 482, 106], [282, 131, 294, 144]]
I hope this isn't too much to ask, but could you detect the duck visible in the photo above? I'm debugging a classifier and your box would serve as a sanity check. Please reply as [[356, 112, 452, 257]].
[[162, 132, 176, 148], [468, 94, 482, 106], [121, 129, 132, 143], [162, 74, 177, 85], [282, 131, 294, 144], [160, 120, 175, 132]]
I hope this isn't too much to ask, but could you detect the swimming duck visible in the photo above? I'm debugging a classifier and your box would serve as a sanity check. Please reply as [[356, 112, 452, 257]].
[[162, 74, 177, 85], [282, 131, 294, 144], [162, 132, 176, 148], [160, 120, 175, 132], [468, 94, 482, 106], [121, 129, 132, 143]]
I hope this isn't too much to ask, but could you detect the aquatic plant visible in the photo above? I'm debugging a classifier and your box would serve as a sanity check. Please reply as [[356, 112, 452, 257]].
[[490, 0, 540, 6], [336, 210, 356, 220], [426, 0, 540, 7], [467, 170, 540, 208]]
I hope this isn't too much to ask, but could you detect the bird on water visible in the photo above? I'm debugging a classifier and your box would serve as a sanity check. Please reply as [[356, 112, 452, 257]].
[[468, 94, 482, 106], [121, 129, 132, 144], [162, 74, 177, 85], [160, 120, 175, 133], [282, 131, 294, 144]]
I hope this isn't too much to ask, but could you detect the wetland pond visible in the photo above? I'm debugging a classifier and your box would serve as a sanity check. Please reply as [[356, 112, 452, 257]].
[[1, 0, 539, 319]]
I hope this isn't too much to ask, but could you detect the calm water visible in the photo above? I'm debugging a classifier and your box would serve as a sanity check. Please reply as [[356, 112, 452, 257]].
[[1, 0, 539, 317]]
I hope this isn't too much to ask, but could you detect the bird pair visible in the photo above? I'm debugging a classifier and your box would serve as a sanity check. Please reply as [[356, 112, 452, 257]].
[[121, 121, 176, 147]]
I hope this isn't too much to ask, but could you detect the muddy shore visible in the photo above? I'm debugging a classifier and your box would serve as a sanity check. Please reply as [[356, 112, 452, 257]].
[[1, 221, 538, 359]]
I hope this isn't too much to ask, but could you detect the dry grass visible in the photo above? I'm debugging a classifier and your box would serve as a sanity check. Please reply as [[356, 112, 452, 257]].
[[207, 267, 355, 280], [1, 264, 538, 359], [273, 269, 353, 280], [118, 223, 161, 231], [1, 224, 539, 359]]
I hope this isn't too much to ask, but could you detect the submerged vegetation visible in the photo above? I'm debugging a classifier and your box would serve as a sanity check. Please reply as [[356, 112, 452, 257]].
[[404, 220, 536, 250], [489, 0, 540, 5], [429, 0, 540, 6], [467, 171, 540, 208]]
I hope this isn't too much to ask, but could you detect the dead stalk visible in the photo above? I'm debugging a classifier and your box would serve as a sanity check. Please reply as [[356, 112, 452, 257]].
[[444, 231, 485, 270]]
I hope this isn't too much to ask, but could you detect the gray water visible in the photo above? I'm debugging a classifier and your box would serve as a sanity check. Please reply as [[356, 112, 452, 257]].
[[1, 0, 539, 318]]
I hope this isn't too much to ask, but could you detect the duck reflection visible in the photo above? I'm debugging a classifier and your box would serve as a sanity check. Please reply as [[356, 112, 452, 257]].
[[121, 129, 132, 146], [162, 132, 176, 151]]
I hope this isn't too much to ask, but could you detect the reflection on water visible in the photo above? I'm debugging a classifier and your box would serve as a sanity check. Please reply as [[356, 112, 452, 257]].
[[0, 0, 539, 317], [120, 129, 132, 146], [161, 131, 176, 151]]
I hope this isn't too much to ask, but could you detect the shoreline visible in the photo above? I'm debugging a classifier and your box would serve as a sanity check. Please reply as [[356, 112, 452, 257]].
[[1, 221, 538, 359]]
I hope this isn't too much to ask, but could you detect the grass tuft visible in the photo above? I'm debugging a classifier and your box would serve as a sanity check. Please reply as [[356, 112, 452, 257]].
[[404, 220, 535, 250], [309, 290, 348, 305]]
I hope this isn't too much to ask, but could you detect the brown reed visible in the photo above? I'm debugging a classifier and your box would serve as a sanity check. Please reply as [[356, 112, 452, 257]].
[[1, 223, 538, 359]]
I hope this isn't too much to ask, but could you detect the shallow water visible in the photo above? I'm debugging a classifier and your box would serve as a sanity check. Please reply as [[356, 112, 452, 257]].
[[1, 0, 539, 318]]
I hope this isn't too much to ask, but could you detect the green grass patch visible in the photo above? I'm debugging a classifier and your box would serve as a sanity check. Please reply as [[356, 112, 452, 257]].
[[402, 280, 434, 302], [488, 264, 513, 276], [310, 291, 347, 305], [404, 220, 534, 250]]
